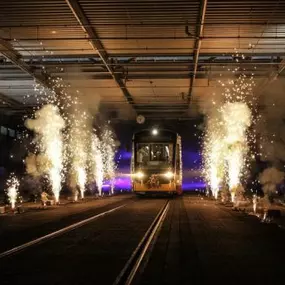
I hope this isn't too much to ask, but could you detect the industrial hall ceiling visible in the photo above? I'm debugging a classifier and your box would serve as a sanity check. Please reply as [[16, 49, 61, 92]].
[[1, 0, 285, 120]]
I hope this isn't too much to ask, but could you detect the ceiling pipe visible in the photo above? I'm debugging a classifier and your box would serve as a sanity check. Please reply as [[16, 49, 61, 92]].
[[185, 24, 194, 37], [187, 0, 208, 105]]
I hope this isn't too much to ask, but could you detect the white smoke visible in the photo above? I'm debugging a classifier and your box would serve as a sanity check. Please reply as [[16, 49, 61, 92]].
[[257, 80, 285, 168], [259, 167, 284, 214], [259, 167, 284, 195]]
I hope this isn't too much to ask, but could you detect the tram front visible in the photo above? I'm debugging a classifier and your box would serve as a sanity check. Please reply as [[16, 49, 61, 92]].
[[131, 129, 182, 196]]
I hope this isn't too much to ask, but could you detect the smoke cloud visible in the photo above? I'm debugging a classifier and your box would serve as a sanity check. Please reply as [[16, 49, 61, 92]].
[[259, 167, 284, 195], [257, 80, 285, 168], [259, 167, 284, 211]]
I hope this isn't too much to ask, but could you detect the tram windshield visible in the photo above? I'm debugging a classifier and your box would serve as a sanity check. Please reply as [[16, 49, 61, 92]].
[[136, 143, 174, 166]]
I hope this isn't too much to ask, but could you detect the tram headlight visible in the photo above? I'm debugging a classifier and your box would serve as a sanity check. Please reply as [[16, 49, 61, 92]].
[[135, 171, 144, 179], [152, 128, 158, 135], [164, 171, 174, 179]]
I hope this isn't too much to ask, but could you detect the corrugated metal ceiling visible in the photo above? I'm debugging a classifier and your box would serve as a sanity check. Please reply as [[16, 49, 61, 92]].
[[0, 0, 285, 118]]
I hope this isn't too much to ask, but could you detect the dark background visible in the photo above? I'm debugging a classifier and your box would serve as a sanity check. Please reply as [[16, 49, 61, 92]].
[[0, 114, 205, 194]]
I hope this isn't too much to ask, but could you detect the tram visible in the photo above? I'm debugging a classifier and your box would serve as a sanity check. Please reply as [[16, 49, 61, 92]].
[[131, 128, 182, 195]]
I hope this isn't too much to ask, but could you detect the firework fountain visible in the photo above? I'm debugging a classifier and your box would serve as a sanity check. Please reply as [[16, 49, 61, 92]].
[[6, 174, 20, 210], [90, 133, 104, 196], [101, 128, 117, 195], [204, 112, 226, 199], [222, 102, 251, 201], [25, 104, 65, 203], [24, 74, 118, 201], [68, 108, 89, 200], [203, 54, 255, 201], [204, 102, 252, 201]]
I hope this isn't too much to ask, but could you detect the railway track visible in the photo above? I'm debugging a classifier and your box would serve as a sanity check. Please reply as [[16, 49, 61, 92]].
[[0, 203, 127, 259], [0, 197, 171, 285], [114, 200, 170, 285]]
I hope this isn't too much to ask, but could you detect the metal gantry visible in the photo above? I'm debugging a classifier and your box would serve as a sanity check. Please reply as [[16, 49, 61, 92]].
[[0, 92, 22, 108]]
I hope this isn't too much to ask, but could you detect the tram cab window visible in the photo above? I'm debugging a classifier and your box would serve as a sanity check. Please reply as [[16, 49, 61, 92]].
[[137, 144, 150, 165], [136, 143, 173, 166]]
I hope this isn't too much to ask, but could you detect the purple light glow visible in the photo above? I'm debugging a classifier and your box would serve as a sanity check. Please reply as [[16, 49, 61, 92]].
[[102, 176, 132, 192], [116, 150, 132, 160], [113, 148, 205, 192], [183, 182, 206, 189]]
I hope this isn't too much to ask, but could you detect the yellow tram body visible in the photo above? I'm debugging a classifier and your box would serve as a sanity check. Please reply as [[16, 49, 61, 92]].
[[131, 129, 182, 195]]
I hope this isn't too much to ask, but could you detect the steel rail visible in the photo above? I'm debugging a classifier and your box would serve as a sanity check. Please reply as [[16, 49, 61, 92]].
[[0, 204, 126, 259], [113, 200, 170, 285]]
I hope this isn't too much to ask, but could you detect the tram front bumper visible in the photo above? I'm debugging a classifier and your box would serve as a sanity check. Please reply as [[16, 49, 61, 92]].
[[133, 182, 177, 192]]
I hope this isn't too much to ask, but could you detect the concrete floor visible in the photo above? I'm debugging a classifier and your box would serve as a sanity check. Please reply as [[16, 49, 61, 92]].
[[138, 196, 285, 285], [1, 195, 285, 285]]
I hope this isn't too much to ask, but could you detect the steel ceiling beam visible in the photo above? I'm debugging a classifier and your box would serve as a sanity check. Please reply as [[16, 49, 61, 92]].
[[0, 39, 63, 111], [0, 92, 22, 108], [65, 0, 135, 108], [268, 58, 285, 82], [0, 39, 53, 90], [1, 22, 285, 28], [2, 59, 280, 67], [20, 53, 285, 60], [256, 58, 285, 94], [187, 0, 207, 104], [6, 36, 285, 40], [0, 73, 276, 81]]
